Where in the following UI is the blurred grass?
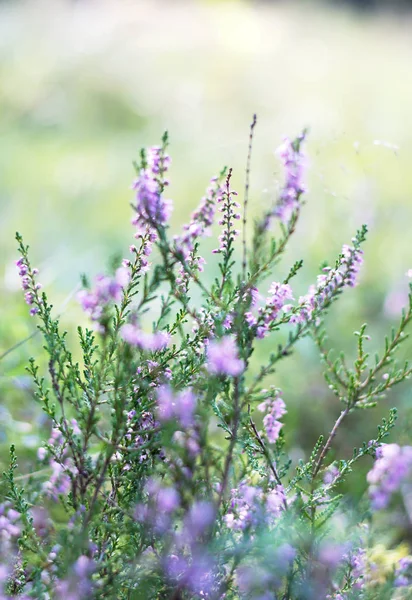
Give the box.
[1,0,412,488]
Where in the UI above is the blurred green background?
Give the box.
[1,0,412,494]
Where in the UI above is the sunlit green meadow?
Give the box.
[1,0,412,490]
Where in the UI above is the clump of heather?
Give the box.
[4,120,412,600]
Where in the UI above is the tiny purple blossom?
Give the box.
[121,324,170,351]
[206,336,244,377]
[367,443,412,510]
[157,385,197,427]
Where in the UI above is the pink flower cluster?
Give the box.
[135,479,181,534]
[273,132,307,224]
[54,555,96,600]
[175,254,206,296]
[121,323,170,352]
[174,177,223,259]
[157,385,197,428]
[290,242,364,325]
[78,267,130,323]
[0,503,21,547]
[245,282,293,338]
[395,556,412,587]
[123,231,157,275]
[212,183,241,255]
[38,428,77,501]
[367,443,412,510]
[224,482,286,531]
[132,146,172,233]
[258,389,287,444]
[16,256,42,315]
[206,336,245,377]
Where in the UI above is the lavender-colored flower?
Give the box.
[290,241,364,326]
[323,464,341,485]
[260,132,306,229]
[184,502,215,537]
[43,458,77,501]
[175,254,206,296]
[16,256,42,315]
[54,556,95,600]
[258,389,286,444]
[121,323,170,352]
[0,504,21,542]
[224,481,285,532]
[78,267,130,323]
[206,336,244,377]
[157,385,197,427]
[156,487,181,513]
[395,556,412,587]
[251,283,294,338]
[212,180,241,255]
[132,146,172,233]
[367,443,412,510]
[174,176,223,259]
[349,547,367,589]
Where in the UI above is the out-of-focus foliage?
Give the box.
[1,0,412,490]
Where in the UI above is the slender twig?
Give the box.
[249,416,288,511]
[242,113,257,282]
[216,376,241,508]
[312,406,350,478]
[0,284,80,363]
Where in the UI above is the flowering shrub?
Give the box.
[3,119,412,599]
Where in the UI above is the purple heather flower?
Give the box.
[261,132,306,229]
[184,502,215,537]
[175,254,206,296]
[290,242,364,326]
[78,267,130,323]
[367,443,412,510]
[323,464,341,485]
[258,389,286,444]
[157,385,197,427]
[212,182,241,255]
[395,556,412,587]
[132,146,172,233]
[121,323,170,352]
[174,176,223,259]
[43,459,78,501]
[206,336,244,377]
[246,283,293,338]
[266,485,286,516]
[0,505,21,541]
[224,481,285,532]
[156,487,180,513]
[16,256,42,315]
[275,133,307,222]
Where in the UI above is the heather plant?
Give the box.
[3,117,412,599]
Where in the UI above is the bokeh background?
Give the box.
[1,0,412,496]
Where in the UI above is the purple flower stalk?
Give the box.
[247,282,294,338]
[290,241,364,325]
[274,133,307,223]
[206,336,245,377]
[395,556,412,587]
[224,481,285,531]
[157,385,197,428]
[78,267,130,323]
[174,176,223,259]
[121,323,170,352]
[132,146,172,233]
[367,443,412,510]
[16,256,42,315]
[258,389,287,444]
[212,178,241,255]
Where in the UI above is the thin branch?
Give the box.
[242,113,257,281]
